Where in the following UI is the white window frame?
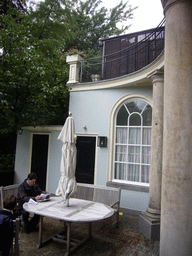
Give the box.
[107,94,152,187]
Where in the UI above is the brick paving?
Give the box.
[18,210,159,256]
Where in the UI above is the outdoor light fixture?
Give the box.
[97,136,107,147]
[83,125,87,130]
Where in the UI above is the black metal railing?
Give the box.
[80,18,165,83]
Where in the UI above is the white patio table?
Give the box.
[23,196,114,255]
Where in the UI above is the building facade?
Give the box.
[14,1,192,255]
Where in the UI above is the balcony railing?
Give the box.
[79,18,165,83]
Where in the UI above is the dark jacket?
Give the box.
[0,210,14,256]
[17,179,42,210]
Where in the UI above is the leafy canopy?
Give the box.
[0,0,137,134]
[60,0,136,55]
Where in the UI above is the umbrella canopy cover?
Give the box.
[56,117,77,200]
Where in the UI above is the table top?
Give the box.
[23,197,114,223]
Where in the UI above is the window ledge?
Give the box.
[106,181,149,192]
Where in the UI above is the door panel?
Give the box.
[31,134,49,191]
[75,136,96,184]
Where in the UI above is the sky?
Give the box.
[102,0,164,33]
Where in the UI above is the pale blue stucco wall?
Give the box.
[121,190,149,211]
[69,86,152,134]
[14,85,152,212]
[69,85,152,211]
[14,128,63,194]
[47,130,63,193]
[14,130,31,184]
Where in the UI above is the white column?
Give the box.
[160,0,192,255]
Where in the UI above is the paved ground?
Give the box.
[17,210,159,256]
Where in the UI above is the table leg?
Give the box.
[37,216,53,249]
[37,219,92,255]
[66,222,71,255]
[88,222,92,237]
[64,222,91,256]
[38,216,43,246]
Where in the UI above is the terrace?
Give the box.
[15,210,159,255]
[78,18,165,84]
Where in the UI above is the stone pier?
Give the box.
[66,54,83,84]
[139,70,164,241]
[160,0,192,255]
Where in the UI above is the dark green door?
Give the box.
[31,134,49,191]
[75,136,96,184]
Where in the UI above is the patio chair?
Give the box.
[75,183,121,228]
[93,186,121,227]
[0,214,20,256]
[1,184,20,209]
[1,185,22,255]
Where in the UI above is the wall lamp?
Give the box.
[97,136,107,147]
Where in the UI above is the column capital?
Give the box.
[161,0,190,14]
[147,69,164,83]
[66,54,84,64]
[147,69,164,78]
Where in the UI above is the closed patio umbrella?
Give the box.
[56,115,77,205]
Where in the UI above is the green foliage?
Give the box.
[0,0,136,134]
[0,154,15,173]
[0,132,16,173]
[1,7,69,133]
[62,0,137,55]
[0,0,136,174]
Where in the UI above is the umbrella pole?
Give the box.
[67,199,69,207]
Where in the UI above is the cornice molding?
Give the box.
[161,0,190,14]
[21,126,63,132]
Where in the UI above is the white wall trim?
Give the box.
[22,126,63,132]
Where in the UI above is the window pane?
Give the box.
[125,99,147,113]
[128,146,140,163]
[142,128,151,145]
[127,164,140,182]
[114,163,126,180]
[129,113,141,126]
[129,114,141,126]
[116,105,128,125]
[115,145,128,162]
[142,105,152,126]
[142,146,151,164]
[129,128,141,144]
[116,127,128,143]
[141,165,150,183]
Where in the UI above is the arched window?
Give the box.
[113,98,152,185]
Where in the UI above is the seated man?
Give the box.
[17,172,46,234]
[0,195,18,256]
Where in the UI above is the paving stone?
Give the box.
[18,212,159,256]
